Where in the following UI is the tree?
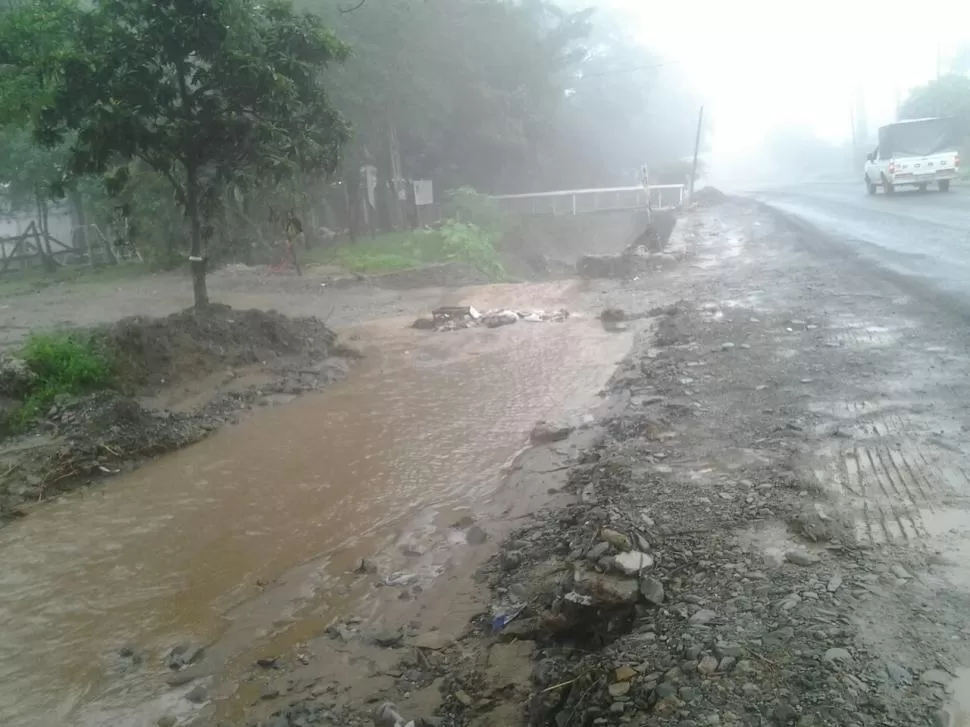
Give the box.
[900,74,970,139]
[19,0,349,306]
[0,0,87,267]
[540,10,704,190]
[951,43,970,75]
[302,0,591,203]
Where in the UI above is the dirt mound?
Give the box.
[692,186,729,206]
[96,304,338,390]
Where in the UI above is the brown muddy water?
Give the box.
[0,284,631,727]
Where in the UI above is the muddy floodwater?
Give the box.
[0,284,630,726]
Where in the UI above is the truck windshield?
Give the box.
[879,118,956,158]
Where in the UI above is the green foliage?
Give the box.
[0,0,82,216]
[0,126,68,213]
[438,219,505,279]
[4,0,351,306]
[0,0,705,279]
[17,332,113,420]
[0,0,81,126]
[303,0,592,191]
[311,220,504,279]
[442,187,507,231]
[900,74,970,139]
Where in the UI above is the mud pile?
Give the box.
[96,304,339,391]
[1,306,351,521]
[691,186,728,207]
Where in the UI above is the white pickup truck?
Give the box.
[864,117,960,195]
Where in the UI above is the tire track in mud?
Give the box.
[810,298,966,547]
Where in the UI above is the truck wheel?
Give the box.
[882,176,895,195]
[939,180,951,192]
[866,176,877,195]
[918,183,928,192]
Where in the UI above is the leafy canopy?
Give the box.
[35,0,350,197]
[4,0,351,305]
[900,74,970,139]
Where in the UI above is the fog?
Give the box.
[599,0,970,187]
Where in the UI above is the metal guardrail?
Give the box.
[491,184,685,216]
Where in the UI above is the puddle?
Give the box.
[0,307,631,726]
[826,316,903,348]
[738,519,802,567]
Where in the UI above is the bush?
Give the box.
[17,333,113,418]
[310,219,506,279]
[437,219,505,279]
[442,187,508,234]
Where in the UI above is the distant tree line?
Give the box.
[0,0,703,306]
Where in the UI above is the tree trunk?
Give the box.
[343,168,359,243]
[385,122,405,230]
[67,187,93,267]
[34,187,56,273]
[184,162,208,307]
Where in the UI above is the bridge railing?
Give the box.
[490,184,685,216]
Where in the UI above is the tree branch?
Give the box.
[339,0,366,14]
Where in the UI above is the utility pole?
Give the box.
[689,105,704,198]
[849,104,858,160]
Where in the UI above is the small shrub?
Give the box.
[443,187,507,232]
[18,333,113,419]
[437,220,505,279]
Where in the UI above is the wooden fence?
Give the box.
[0,221,77,274]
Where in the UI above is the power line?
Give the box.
[580,59,682,79]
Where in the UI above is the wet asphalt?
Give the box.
[753,181,970,311]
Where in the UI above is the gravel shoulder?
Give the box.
[227,199,970,727]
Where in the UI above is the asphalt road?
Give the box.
[752,181,970,308]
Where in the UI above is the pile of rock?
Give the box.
[0,355,36,399]
[411,306,570,332]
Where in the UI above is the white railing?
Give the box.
[491,184,685,216]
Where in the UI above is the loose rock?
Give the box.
[599,528,633,552]
[466,525,488,546]
[608,681,631,697]
[612,550,654,575]
[184,684,208,704]
[530,420,573,445]
[483,310,519,328]
[640,577,665,606]
[785,550,820,566]
[688,609,717,626]
[823,647,852,664]
[571,566,639,606]
[697,655,719,675]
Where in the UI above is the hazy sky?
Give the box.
[604,0,970,164]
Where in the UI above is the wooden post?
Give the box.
[689,106,705,199]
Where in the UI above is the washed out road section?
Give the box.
[0,281,631,727]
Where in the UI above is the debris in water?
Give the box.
[412,305,568,332]
[483,309,519,328]
[491,603,526,633]
[530,419,573,445]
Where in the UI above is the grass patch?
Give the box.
[8,333,114,426]
[305,220,506,279]
[0,262,151,299]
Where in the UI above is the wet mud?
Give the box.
[0,282,631,726]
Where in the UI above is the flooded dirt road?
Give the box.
[0,281,631,727]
